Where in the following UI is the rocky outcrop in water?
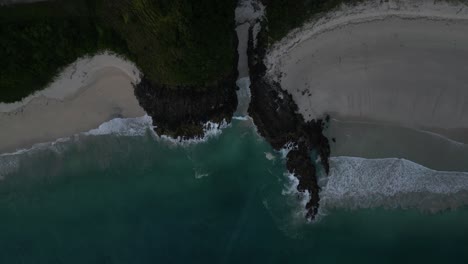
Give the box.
[134,74,238,139]
[247,24,330,220]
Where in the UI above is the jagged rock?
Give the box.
[134,75,238,139]
[133,32,239,139]
[286,147,320,219]
[247,23,330,220]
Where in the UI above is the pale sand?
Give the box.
[0,54,145,153]
[325,118,468,172]
[0,52,141,113]
[266,0,468,137]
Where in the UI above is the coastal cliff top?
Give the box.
[0,0,237,103]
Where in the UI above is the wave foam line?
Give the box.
[0,116,232,179]
[278,142,298,159]
[85,115,152,136]
[0,115,152,180]
[281,172,311,220]
[157,120,230,146]
[320,156,468,212]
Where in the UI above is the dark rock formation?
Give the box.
[247,24,330,220]
[286,147,321,219]
[133,32,239,139]
[134,75,238,139]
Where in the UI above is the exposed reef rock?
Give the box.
[247,25,330,220]
[134,34,239,139]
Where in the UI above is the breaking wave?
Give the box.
[157,120,230,146]
[0,115,231,179]
[85,115,153,136]
[319,156,468,212]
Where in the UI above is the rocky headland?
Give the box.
[247,24,330,220]
[134,73,238,139]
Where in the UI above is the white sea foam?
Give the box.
[0,136,73,181]
[0,116,230,179]
[278,142,298,159]
[233,116,250,121]
[1,115,151,158]
[264,152,276,161]
[195,172,210,179]
[281,172,299,196]
[281,172,311,220]
[0,115,152,179]
[319,156,468,212]
[158,120,230,146]
[85,115,153,136]
[0,115,233,179]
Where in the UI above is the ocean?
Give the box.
[1,118,468,263]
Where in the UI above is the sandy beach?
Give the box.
[325,118,468,172]
[266,0,468,141]
[262,0,468,193]
[0,53,145,153]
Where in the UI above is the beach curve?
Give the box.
[0,52,146,153]
[266,0,468,141]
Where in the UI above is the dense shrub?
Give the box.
[0,0,237,102]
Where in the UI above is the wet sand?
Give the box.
[325,117,468,172]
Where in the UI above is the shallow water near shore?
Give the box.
[1,120,468,263]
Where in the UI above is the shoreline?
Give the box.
[325,117,468,172]
[250,0,468,219]
[266,2,468,141]
[0,53,145,154]
[319,156,468,213]
[0,52,140,113]
[247,3,330,220]
[266,0,468,75]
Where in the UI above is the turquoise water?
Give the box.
[1,120,468,263]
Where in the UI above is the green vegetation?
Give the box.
[0,0,129,103]
[98,0,237,86]
[264,0,468,43]
[0,0,237,103]
[264,0,364,43]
